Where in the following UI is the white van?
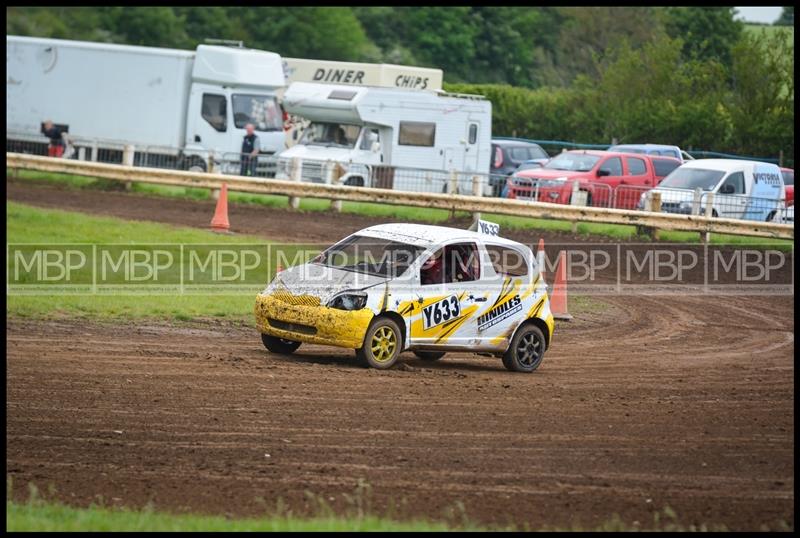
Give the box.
[274,82,492,194]
[6,36,286,169]
[643,159,787,222]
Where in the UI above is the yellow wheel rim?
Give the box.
[371,326,397,363]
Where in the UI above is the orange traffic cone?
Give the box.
[537,238,546,282]
[210,183,230,232]
[551,250,572,321]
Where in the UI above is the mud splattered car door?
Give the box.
[410,241,495,348]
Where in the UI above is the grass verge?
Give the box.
[10,496,783,532]
[5,500,463,532]
[7,201,318,321]
[9,169,792,249]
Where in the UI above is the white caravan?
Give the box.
[644,159,787,222]
[6,35,286,170]
[275,82,492,194]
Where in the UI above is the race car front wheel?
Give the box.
[502,324,545,373]
[356,317,402,369]
[413,351,445,361]
[261,333,301,355]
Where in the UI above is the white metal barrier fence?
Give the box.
[7,152,794,241]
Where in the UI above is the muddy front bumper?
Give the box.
[254,292,374,349]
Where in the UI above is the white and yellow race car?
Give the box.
[254,223,554,372]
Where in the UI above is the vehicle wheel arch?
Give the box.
[183,155,207,172]
[513,317,551,350]
[343,175,365,187]
[376,311,408,349]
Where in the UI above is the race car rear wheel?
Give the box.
[261,333,301,355]
[503,324,545,373]
[356,317,402,369]
[413,351,445,361]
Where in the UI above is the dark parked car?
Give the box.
[489,140,549,196]
[608,143,693,163]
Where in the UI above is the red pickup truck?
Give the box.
[506,150,681,209]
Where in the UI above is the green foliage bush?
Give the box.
[447,32,793,165]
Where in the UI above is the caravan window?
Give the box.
[359,128,380,150]
[399,122,436,147]
[201,94,227,132]
[232,94,282,132]
[299,122,361,148]
[468,124,478,144]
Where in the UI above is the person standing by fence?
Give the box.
[240,123,260,177]
[42,120,65,158]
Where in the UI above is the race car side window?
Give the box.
[420,243,480,285]
[484,245,528,277]
[420,248,445,285]
[444,243,480,284]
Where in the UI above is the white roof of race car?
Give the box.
[355,223,529,251]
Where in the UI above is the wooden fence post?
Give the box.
[122,144,135,190]
[692,187,702,215]
[702,192,715,243]
[289,157,301,209]
[331,161,344,213]
[639,191,662,240]
[471,175,482,224]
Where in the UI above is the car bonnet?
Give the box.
[272,262,392,304]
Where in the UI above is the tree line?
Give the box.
[6,7,795,164]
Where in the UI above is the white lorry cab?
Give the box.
[643,159,787,221]
[6,36,286,171]
[274,82,492,193]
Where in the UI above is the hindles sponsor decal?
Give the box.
[477,295,522,331]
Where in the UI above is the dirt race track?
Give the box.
[6,181,796,530]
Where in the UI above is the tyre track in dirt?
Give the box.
[6,290,794,530]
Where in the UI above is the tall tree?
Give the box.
[392,7,480,81]
[237,7,375,61]
[728,29,794,158]
[469,7,541,87]
[663,7,743,69]
[549,7,665,85]
[775,7,794,26]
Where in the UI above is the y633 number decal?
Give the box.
[422,295,461,330]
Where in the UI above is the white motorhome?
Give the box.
[275,82,492,194]
[6,35,286,171]
[643,159,787,222]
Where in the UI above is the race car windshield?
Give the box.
[658,168,726,191]
[313,235,424,278]
[543,153,600,172]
